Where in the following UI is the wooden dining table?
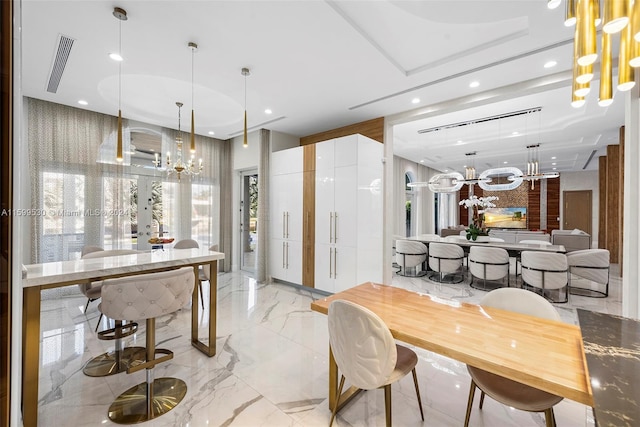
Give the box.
[21,247,224,427]
[311,282,593,412]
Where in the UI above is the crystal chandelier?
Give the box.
[157,102,203,181]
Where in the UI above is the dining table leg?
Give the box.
[191,260,217,357]
[22,286,41,427]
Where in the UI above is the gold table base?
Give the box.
[82,347,146,377]
[108,377,187,424]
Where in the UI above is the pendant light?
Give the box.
[242,67,250,148]
[189,42,197,154]
[618,21,636,91]
[598,31,614,106]
[112,7,127,162]
[577,0,597,66]
[603,0,629,34]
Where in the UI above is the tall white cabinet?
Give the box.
[314,134,383,293]
[270,147,303,284]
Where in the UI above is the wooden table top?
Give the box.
[311,282,593,406]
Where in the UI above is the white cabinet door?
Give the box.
[284,172,303,242]
[286,239,303,284]
[315,168,335,246]
[314,243,334,293]
[333,166,357,247]
[333,245,357,293]
[315,139,334,172]
[333,136,358,168]
[270,238,287,281]
[271,147,303,175]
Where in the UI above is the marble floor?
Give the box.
[35,264,621,426]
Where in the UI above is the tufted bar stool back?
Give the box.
[80,249,146,377]
[100,266,195,424]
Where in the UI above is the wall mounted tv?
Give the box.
[483,207,527,229]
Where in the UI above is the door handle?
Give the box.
[334,212,338,243]
[282,242,286,269]
[286,242,289,268]
[286,212,290,239]
[329,212,333,243]
[333,247,337,279]
[282,212,286,238]
[329,247,333,278]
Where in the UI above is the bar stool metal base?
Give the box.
[108,377,187,424]
[82,347,146,377]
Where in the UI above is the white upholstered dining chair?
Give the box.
[327,299,424,427]
[520,251,569,303]
[428,242,465,283]
[567,249,610,297]
[468,246,509,290]
[464,288,563,427]
[395,240,427,277]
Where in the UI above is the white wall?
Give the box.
[271,131,300,152]
[559,171,599,247]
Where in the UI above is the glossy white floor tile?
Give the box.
[35,265,620,426]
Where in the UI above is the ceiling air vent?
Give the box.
[583,150,597,169]
[46,34,75,93]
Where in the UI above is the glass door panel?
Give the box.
[241,172,258,272]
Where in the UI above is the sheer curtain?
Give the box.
[27,97,133,262]
[27,97,229,265]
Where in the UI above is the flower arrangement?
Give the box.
[459,195,499,241]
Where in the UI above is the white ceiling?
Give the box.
[20,1,625,173]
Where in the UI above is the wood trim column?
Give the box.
[0,0,12,424]
[606,144,620,263]
[598,156,607,249]
[302,144,315,287]
[618,126,625,270]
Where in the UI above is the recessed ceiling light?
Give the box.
[512,131,519,136]
[444,169,449,172]
[109,53,123,61]
[503,161,508,164]
[544,60,557,68]
[264,109,272,115]
[552,162,557,166]
[469,81,480,88]
[412,98,420,104]
[457,140,464,145]
[551,156,556,160]
[420,159,424,163]
[208,131,215,135]
[78,100,88,106]
[553,167,557,170]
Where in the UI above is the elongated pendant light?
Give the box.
[113,7,127,162]
[565,0,577,26]
[599,31,613,106]
[189,42,197,154]
[577,0,597,66]
[602,0,629,33]
[241,67,250,148]
[618,20,636,91]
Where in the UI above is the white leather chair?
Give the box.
[464,288,563,427]
[173,239,204,308]
[102,267,195,423]
[428,242,465,283]
[468,246,509,290]
[81,249,144,331]
[521,251,569,303]
[327,300,424,426]
[395,240,427,277]
[567,249,610,297]
[80,249,146,377]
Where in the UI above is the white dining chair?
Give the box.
[428,242,465,283]
[567,249,610,297]
[173,238,204,308]
[520,251,569,303]
[395,240,427,277]
[468,246,510,290]
[328,299,424,426]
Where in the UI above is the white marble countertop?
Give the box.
[22,247,224,288]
